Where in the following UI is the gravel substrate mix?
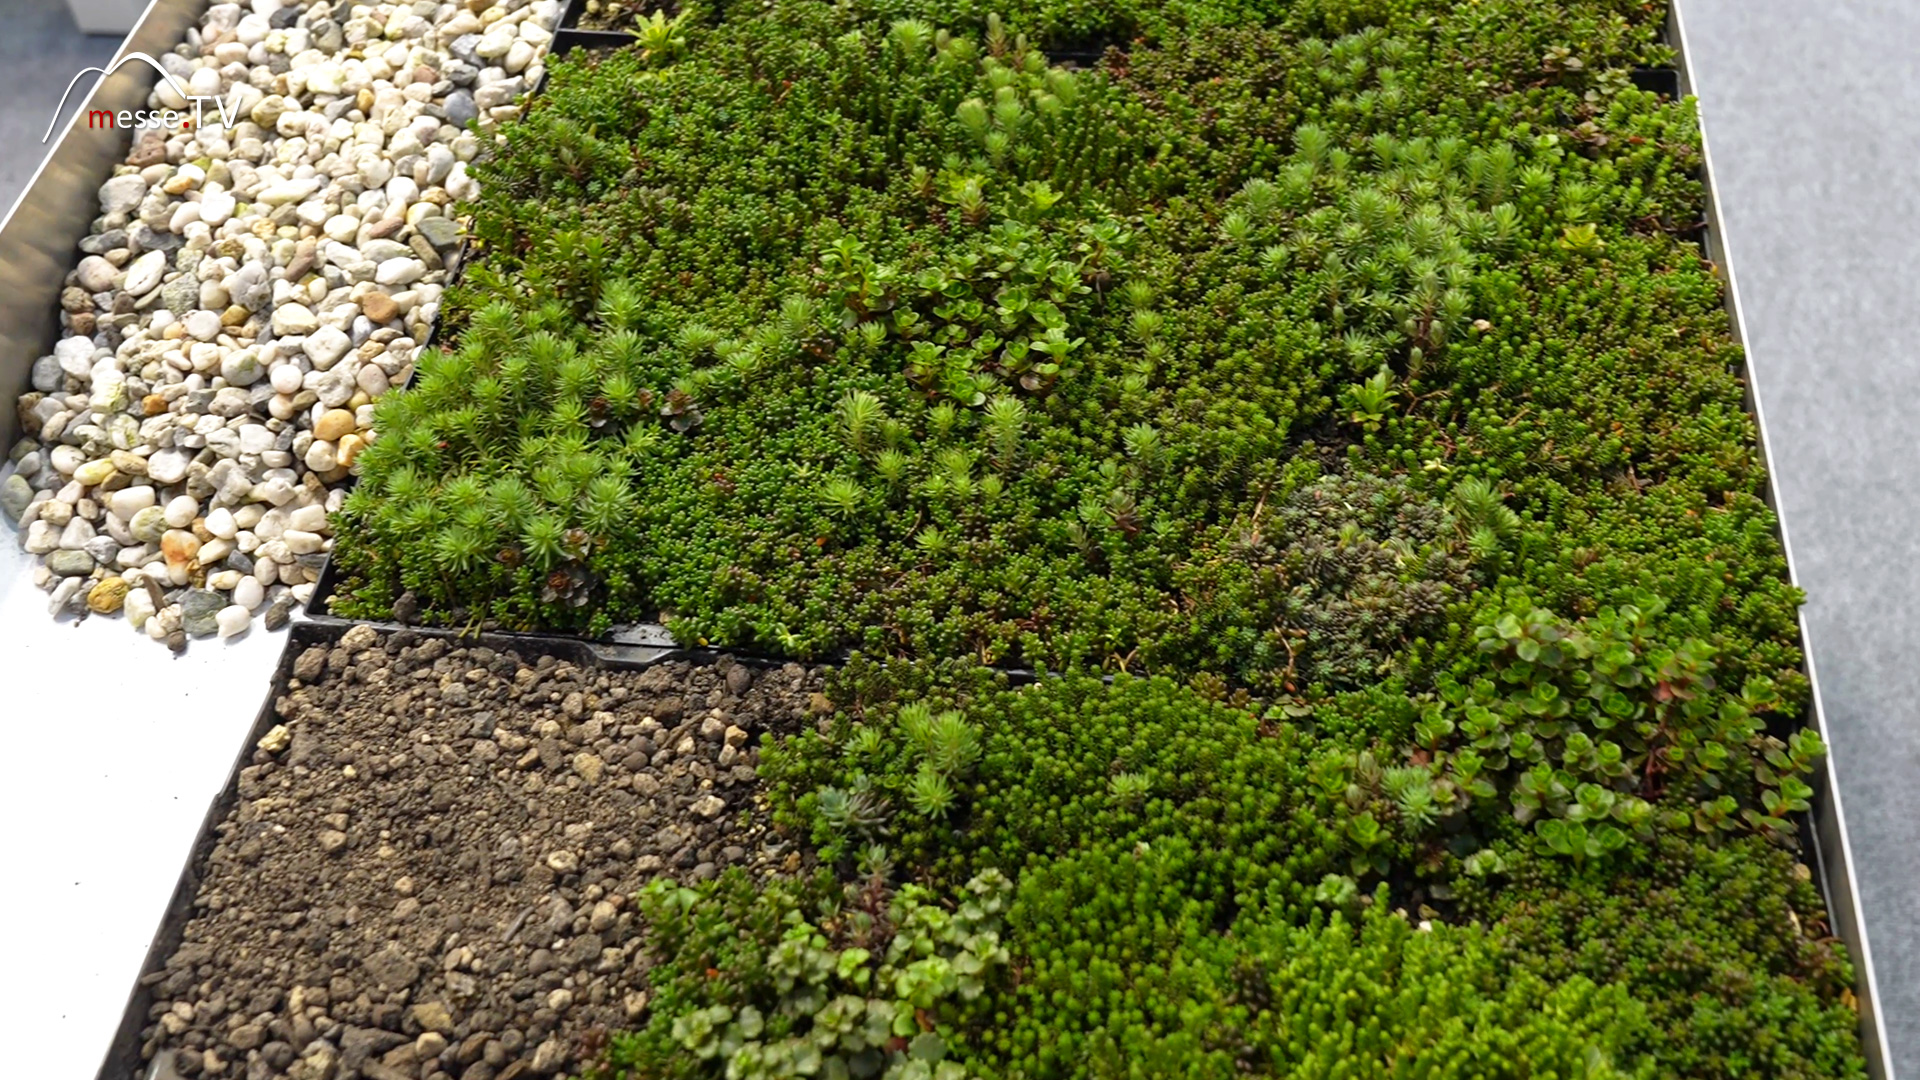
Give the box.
[2,0,557,648]
[134,625,828,1080]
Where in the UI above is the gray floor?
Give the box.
[0,0,123,217]
[1681,0,1920,1074]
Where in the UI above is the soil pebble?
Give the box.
[134,630,823,1080]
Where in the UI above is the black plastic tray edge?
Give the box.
[551,28,638,55]
[1630,66,1680,98]
[559,0,722,34]
[300,604,1067,688]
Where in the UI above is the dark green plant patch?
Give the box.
[589,666,1860,1079]
[331,0,1798,709]
[323,0,1864,1073]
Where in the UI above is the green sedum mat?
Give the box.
[326,0,1866,1075]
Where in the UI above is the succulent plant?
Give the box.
[323,14,1860,1074]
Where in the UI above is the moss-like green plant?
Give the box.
[733,667,1861,1078]
[334,1,1794,699]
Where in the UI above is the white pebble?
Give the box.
[253,478,296,508]
[108,486,157,520]
[59,518,94,550]
[258,178,321,206]
[168,202,202,233]
[272,303,319,336]
[220,350,262,386]
[374,257,425,287]
[288,504,329,533]
[505,39,536,75]
[125,586,157,630]
[386,176,419,208]
[303,440,337,473]
[75,256,116,292]
[476,31,514,60]
[49,576,85,615]
[216,605,252,639]
[269,363,304,394]
[155,76,187,110]
[122,250,168,296]
[304,325,353,369]
[164,495,199,529]
[233,576,265,611]
[205,506,238,538]
[323,214,360,243]
[199,190,236,227]
[146,449,190,485]
[355,364,389,397]
[183,310,222,341]
[315,369,356,407]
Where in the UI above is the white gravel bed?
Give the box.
[2,0,559,648]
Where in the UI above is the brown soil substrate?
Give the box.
[134,625,829,1080]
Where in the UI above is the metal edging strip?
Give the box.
[1670,2,1896,1076]
[0,0,208,451]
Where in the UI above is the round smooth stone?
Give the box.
[232,575,264,611]
[216,605,251,639]
[164,495,199,528]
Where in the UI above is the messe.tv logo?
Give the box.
[43,52,239,143]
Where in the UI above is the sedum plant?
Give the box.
[605,868,1011,1080]
[1458,834,1867,1080]
[329,0,1805,721]
[1414,594,1826,859]
[321,0,1863,1072]
[713,665,1859,1077]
